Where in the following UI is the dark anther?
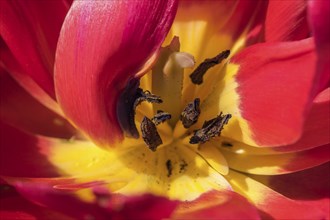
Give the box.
[190,113,232,144]
[222,141,233,147]
[141,116,162,152]
[189,50,230,85]
[134,90,163,109]
[152,110,172,125]
[166,159,173,177]
[117,79,163,138]
[180,98,201,128]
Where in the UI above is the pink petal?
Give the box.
[0,0,71,99]
[6,179,178,220]
[233,38,319,146]
[265,0,309,42]
[0,185,72,220]
[0,43,62,114]
[55,0,178,147]
[0,71,75,138]
[308,0,330,92]
[173,190,260,220]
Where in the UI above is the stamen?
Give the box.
[180,98,201,128]
[189,50,230,85]
[117,79,162,138]
[152,110,172,125]
[141,116,162,152]
[190,113,232,144]
[134,90,162,109]
[166,159,173,177]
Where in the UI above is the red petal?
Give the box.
[249,162,330,219]
[55,1,178,147]
[265,0,309,42]
[0,121,60,177]
[229,170,329,219]
[0,71,75,138]
[0,185,72,220]
[274,87,330,153]
[233,38,319,146]
[258,162,330,216]
[221,0,268,42]
[0,0,71,99]
[173,190,260,220]
[308,0,330,92]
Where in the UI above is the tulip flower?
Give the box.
[1,0,329,219]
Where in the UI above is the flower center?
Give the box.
[117,41,232,152]
[109,37,234,200]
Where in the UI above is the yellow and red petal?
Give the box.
[219,88,330,156]
[0,0,71,99]
[222,144,329,175]
[228,170,329,219]
[308,0,330,92]
[0,71,75,139]
[0,121,64,177]
[231,38,320,147]
[55,0,178,148]
[264,0,309,42]
[173,190,260,220]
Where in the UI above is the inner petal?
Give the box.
[46,138,231,201]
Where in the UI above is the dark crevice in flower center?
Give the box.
[221,141,233,147]
[180,98,201,128]
[166,159,173,177]
[189,50,230,85]
[190,113,232,144]
[141,116,162,152]
[117,79,162,138]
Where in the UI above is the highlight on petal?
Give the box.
[173,190,260,220]
[230,38,319,147]
[0,0,71,99]
[264,0,309,42]
[55,0,178,148]
[0,71,75,138]
[308,0,330,92]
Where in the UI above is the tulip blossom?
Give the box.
[1,0,329,219]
